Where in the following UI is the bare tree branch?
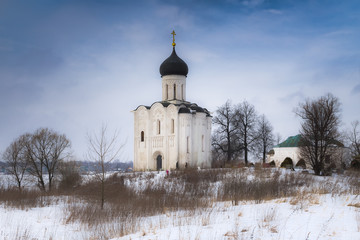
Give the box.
[295,93,341,175]
[212,100,242,165]
[2,134,29,191]
[234,101,259,165]
[347,120,360,158]
[25,128,71,191]
[255,114,275,163]
[86,124,126,209]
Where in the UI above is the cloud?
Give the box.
[1,0,360,161]
[352,84,360,94]
[323,30,354,37]
[264,9,283,14]
[0,46,63,77]
[242,0,264,7]
[279,91,305,103]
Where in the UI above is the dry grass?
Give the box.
[262,207,277,223]
[62,171,215,237]
[345,170,360,195]
[348,203,360,208]
[224,231,239,238]
[270,226,278,233]
[221,168,313,205]
[0,187,51,209]
[290,190,320,211]
[0,167,358,239]
[13,225,31,240]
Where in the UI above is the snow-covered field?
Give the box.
[119,195,360,240]
[0,169,359,240]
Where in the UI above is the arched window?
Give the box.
[186,136,189,153]
[166,84,168,99]
[202,135,204,152]
[171,119,175,134]
[157,120,161,135]
[141,131,144,142]
[181,84,184,100]
[174,84,176,99]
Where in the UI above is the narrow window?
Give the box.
[171,119,175,134]
[157,120,161,134]
[166,84,168,99]
[181,84,184,100]
[141,131,144,142]
[174,84,176,99]
[186,136,189,153]
[202,135,204,152]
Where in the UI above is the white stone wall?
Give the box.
[162,75,186,101]
[267,146,352,169]
[133,103,212,171]
[178,111,212,169]
[267,147,301,167]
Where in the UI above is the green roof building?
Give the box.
[274,135,302,148]
[268,134,349,169]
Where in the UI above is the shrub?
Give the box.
[58,161,82,191]
[0,187,48,209]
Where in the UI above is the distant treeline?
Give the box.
[0,160,133,174]
[76,160,133,173]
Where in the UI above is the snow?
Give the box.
[0,171,359,240]
[0,204,82,240]
[114,195,360,240]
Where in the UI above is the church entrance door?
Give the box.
[156,155,162,170]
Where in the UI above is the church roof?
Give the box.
[275,135,302,148]
[274,134,345,148]
[159,47,188,77]
[178,107,191,114]
[134,101,211,117]
[178,103,211,116]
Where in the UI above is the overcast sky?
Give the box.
[1,0,360,161]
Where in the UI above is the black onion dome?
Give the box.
[160,47,188,77]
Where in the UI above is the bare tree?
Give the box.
[212,100,242,165]
[234,101,259,165]
[255,114,275,163]
[295,93,341,175]
[348,120,360,158]
[25,128,71,191]
[87,125,125,209]
[2,134,29,191]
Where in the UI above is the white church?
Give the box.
[133,32,212,171]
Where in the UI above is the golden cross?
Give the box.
[171,30,176,47]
